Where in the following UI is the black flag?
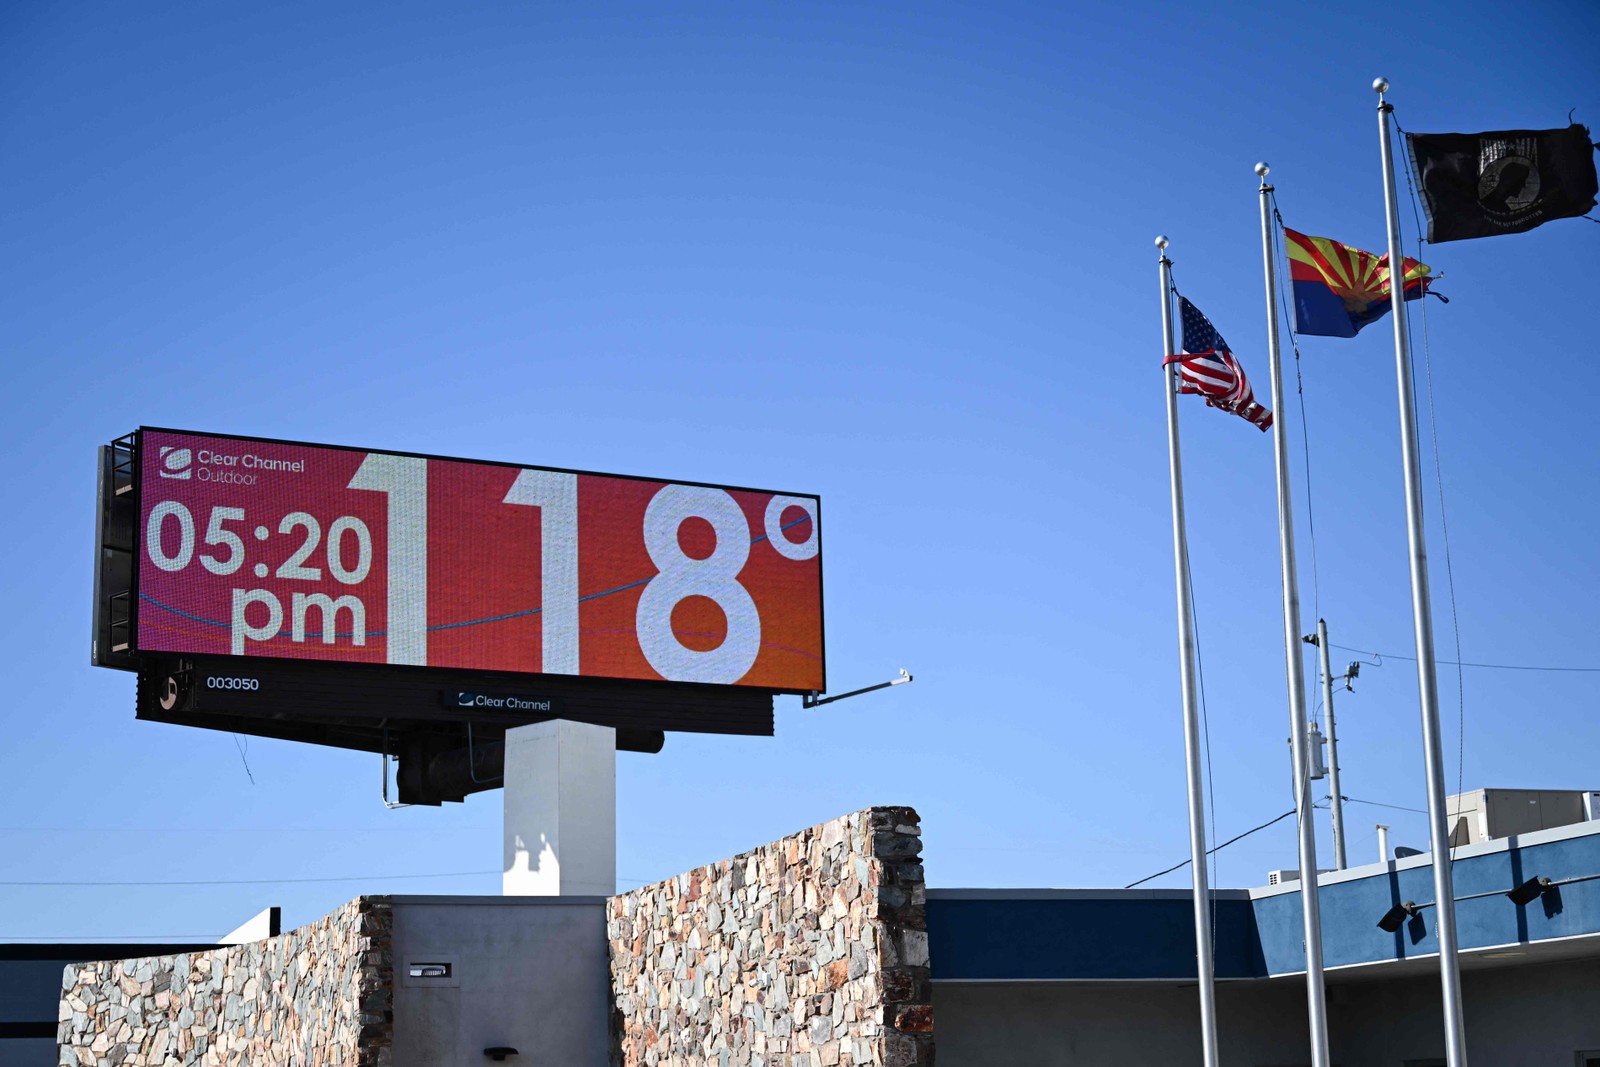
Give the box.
[1406,124,1597,243]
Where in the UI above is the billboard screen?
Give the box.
[133,429,823,692]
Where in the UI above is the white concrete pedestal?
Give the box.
[502,719,616,896]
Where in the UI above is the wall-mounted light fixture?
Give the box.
[1505,876,1553,906]
[1377,901,1419,932]
[1371,873,1594,934]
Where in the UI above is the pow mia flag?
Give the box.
[1407,124,1598,242]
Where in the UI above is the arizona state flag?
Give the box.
[1285,229,1432,338]
[1407,124,1598,243]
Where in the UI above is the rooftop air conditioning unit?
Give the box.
[1585,792,1600,822]
[1267,869,1298,886]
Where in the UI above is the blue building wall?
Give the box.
[1252,824,1600,974]
[928,822,1600,982]
[926,891,1265,981]
[0,941,214,1066]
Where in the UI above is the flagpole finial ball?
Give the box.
[1373,77,1390,94]
[1254,162,1270,177]
[1155,235,1169,250]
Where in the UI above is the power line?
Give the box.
[1331,643,1598,674]
[1341,795,1429,815]
[1,934,221,941]
[0,870,499,889]
[1125,806,1307,889]
[1103,792,1432,890]
[0,826,495,834]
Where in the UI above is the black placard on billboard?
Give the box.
[137,655,771,748]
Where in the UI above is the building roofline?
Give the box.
[1247,818,1600,900]
[926,888,1254,901]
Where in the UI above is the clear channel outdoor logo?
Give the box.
[450,691,558,712]
[159,446,193,479]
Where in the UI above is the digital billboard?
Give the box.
[131,429,824,692]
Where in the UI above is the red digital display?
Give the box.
[135,430,824,691]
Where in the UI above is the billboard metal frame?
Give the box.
[93,427,827,797]
[115,426,826,695]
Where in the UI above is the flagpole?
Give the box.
[1373,75,1470,1066]
[1156,235,1221,1067]
[1255,162,1333,1067]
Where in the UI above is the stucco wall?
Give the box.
[1331,956,1600,1065]
[932,980,1314,1067]
[607,807,932,1067]
[931,956,1600,1065]
[57,897,393,1066]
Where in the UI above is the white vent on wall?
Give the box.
[400,956,460,988]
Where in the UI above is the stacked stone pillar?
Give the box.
[607,806,933,1066]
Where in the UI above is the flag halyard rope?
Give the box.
[1269,193,1325,724]
[1393,109,1469,863]
[1169,263,1221,973]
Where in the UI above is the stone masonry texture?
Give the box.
[58,896,394,1067]
[607,806,933,1067]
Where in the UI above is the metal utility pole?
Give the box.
[1306,620,1348,869]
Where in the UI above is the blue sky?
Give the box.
[3,1,1597,941]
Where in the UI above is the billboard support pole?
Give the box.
[503,720,617,896]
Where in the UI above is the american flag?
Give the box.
[1164,295,1273,432]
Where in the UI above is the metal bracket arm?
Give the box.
[803,668,912,709]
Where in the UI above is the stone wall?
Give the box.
[58,896,394,1066]
[607,806,932,1067]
